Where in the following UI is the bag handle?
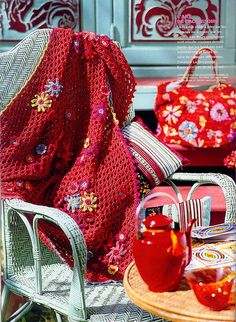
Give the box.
[180,48,221,87]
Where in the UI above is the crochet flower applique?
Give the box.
[79,143,100,165]
[65,109,75,121]
[74,32,111,58]
[65,194,81,213]
[93,102,107,121]
[36,144,47,155]
[106,238,127,276]
[84,138,90,148]
[107,264,119,275]
[45,79,63,97]
[80,192,97,212]
[117,190,126,200]
[106,241,127,264]
[31,93,52,112]
[10,136,19,146]
[116,233,126,244]
[79,180,90,190]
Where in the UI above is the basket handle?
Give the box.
[179,48,221,87]
[136,192,180,238]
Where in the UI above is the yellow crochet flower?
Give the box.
[31,92,52,112]
[84,138,90,148]
[108,264,119,275]
[80,192,97,212]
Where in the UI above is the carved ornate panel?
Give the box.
[131,0,221,42]
[0,0,81,41]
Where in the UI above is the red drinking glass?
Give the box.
[185,267,235,311]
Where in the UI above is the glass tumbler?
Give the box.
[185,266,235,311]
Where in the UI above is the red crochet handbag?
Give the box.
[154,48,236,148]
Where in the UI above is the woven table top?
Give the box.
[123,262,236,322]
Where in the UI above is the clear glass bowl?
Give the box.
[185,267,235,311]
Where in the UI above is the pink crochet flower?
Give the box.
[68,182,79,194]
[106,241,127,264]
[93,102,107,121]
[99,35,110,47]
[116,233,127,243]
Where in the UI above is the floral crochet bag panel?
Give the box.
[154,47,236,149]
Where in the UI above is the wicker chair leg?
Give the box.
[68,317,87,322]
[55,311,63,322]
[1,285,10,322]
[6,301,34,322]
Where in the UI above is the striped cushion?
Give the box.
[145,196,211,232]
[177,197,211,231]
[122,121,188,187]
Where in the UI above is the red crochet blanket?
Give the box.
[0,28,139,281]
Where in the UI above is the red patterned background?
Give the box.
[131,0,221,42]
[0,0,81,41]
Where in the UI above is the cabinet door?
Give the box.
[96,0,236,78]
[0,0,96,52]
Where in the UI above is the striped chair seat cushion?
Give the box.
[144,196,211,232]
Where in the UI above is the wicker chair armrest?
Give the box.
[169,172,236,223]
[5,198,87,267]
[5,198,76,223]
[4,198,87,319]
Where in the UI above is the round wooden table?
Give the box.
[123,262,235,322]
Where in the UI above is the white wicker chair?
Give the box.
[1,29,236,322]
[1,199,167,322]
